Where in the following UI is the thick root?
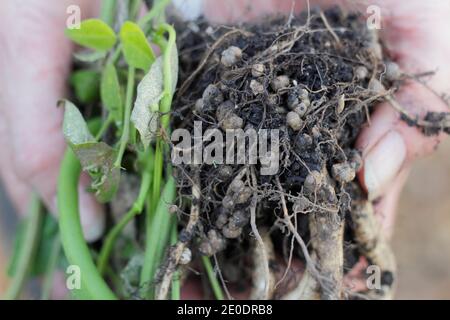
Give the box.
[156,167,201,300]
[281,251,320,300]
[351,200,396,299]
[309,212,345,300]
[249,229,276,299]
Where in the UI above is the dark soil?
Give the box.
[169,7,401,299]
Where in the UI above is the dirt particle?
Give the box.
[292,196,309,214]
[221,115,244,130]
[222,224,242,239]
[271,75,290,91]
[216,100,235,121]
[293,102,308,117]
[286,111,303,131]
[222,195,235,209]
[332,162,356,183]
[203,84,224,105]
[251,63,265,77]
[199,229,226,256]
[229,179,245,193]
[355,66,368,80]
[304,170,323,194]
[218,165,234,178]
[267,94,279,107]
[250,79,265,95]
[168,204,178,214]
[235,187,252,204]
[368,78,386,93]
[221,46,242,67]
[194,98,204,113]
[228,210,249,228]
[215,210,229,229]
[385,61,401,81]
[179,247,192,265]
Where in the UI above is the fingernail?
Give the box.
[78,181,105,242]
[364,131,406,200]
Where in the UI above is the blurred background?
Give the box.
[1,138,450,299]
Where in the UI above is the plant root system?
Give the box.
[163,7,450,300]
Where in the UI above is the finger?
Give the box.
[357,83,447,200]
[372,167,410,238]
[0,0,104,241]
[203,0,303,23]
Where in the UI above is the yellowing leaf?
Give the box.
[60,100,95,145]
[60,100,120,202]
[131,56,164,148]
[101,63,123,123]
[120,21,155,71]
[65,19,116,51]
[74,142,120,203]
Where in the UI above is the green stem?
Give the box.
[151,140,163,210]
[129,0,142,21]
[140,177,176,298]
[4,194,42,300]
[115,66,135,168]
[58,149,116,300]
[201,256,224,300]
[170,221,180,300]
[149,23,176,211]
[100,0,117,27]
[109,45,122,65]
[95,115,113,141]
[139,0,171,32]
[159,23,176,129]
[97,150,154,275]
[40,237,61,300]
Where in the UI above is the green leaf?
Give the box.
[60,100,120,202]
[119,21,155,71]
[101,63,123,123]
[74,142,121,203]
[131,56,164,148]
[73,50,107,63]
[60,100,95,145]
[70,70,100,104]
[65,19,116,51]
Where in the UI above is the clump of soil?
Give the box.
[166,7,402,300]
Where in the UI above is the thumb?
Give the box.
[0,0,104,241]
[357,83,447,201]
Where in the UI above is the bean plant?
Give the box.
[4,0,188,300]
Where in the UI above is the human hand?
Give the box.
[204,0,450,236]
[0,0,105,241]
